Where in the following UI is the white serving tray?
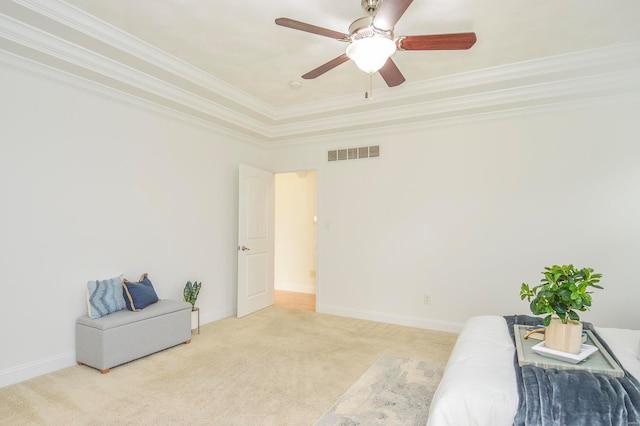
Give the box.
[531,341,599,364]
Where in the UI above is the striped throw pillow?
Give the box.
[86,274,126,319]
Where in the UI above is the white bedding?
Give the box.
[427,315,640,426]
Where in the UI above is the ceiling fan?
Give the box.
[275,0,477,88]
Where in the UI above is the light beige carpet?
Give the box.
[0,307,456,426]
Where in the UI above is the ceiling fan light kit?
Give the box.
[275,0,477,88]
[346,37,396,74]
[345,16,396,73]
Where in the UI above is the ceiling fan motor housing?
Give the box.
[348,16,393,41]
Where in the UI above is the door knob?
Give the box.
[238,245,250,251]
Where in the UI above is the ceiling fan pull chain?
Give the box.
[365,72,373,100]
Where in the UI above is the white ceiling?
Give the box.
[2,0,640,145]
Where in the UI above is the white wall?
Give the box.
[0,67,269,386]
[2,62,639,388]
[271,98,640,332]
[274,171,317,294]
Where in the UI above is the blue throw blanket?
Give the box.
[505,315,640,426]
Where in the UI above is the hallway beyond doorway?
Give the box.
[274,290,316,312]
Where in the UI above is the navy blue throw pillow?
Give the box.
[122,273,159,311]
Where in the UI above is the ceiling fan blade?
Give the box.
[378,58,406,87]
[373,0,414,31]
[275,18,349,40]
[396,33,477,51]
[302,54,350,79]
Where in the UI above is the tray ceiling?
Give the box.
[2,0,640,146]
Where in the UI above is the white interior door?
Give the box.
[237,164,274,318]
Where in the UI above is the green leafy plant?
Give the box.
[183,281,202,310]
[520,264,603,326]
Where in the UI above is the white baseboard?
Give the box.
[199,306,235,326]
[318,304,464,334]
[274,284,316,294]
[1,305,455,388]
[1,306,235,389]
[0,351,76,388]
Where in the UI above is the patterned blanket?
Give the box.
[505,315,640,426]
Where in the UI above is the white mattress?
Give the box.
[427,315,640,426]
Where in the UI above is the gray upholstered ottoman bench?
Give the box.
[76,299,192,373]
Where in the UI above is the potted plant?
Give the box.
[183,281,202,332]
[520,264,603,354]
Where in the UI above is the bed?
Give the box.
[428,315,640,426]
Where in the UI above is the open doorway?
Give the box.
[274,170,317,312]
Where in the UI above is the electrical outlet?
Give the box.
[423,295,431,305]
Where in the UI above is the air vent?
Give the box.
[328,145,380,162]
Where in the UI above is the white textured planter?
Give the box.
[191,307,199,333]
[545,317,583,354]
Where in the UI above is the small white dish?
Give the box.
[531,342,599,364]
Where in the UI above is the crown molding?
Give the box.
[0,12,274,137]
[12,0,276,118]
[269,92,640,148]
[0,49,268,148]
[267,67,640,140]
[2,0,640,146]
[271,41,640,119]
